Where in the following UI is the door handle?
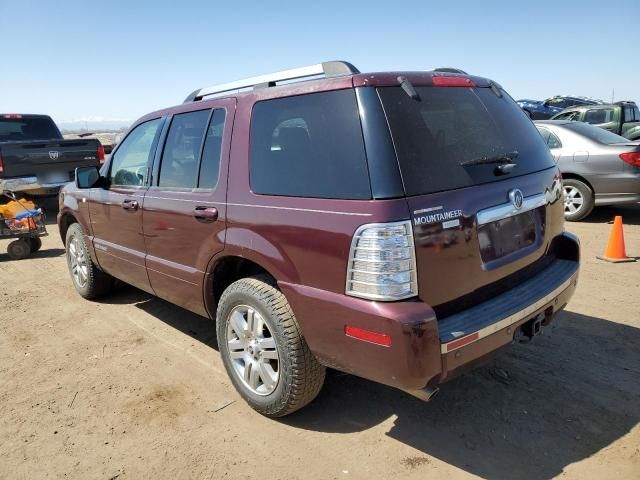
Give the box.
[122,199,139,211]
[193,206,218,223]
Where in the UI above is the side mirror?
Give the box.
[75,166,102,189]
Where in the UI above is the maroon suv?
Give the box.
[58,61,580,417]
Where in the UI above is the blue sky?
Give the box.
[1,0,638,125]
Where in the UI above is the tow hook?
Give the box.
[515,313,545,343]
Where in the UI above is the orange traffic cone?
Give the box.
[597,216,635,263]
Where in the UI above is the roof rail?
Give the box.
[184,61,359,103]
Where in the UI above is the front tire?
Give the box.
[563,179,595,221]
[65,223,114,299]
[216,276,325,417]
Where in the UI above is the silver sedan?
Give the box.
[534,120,640,221]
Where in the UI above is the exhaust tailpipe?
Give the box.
[404,386,440,402]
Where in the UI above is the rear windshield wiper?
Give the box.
[459,151,519,166]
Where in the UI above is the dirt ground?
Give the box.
[1,204,639,480]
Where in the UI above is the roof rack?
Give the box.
[184,61,360,103]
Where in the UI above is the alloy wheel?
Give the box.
[563,186,584,215]
[226,305,280,396]
[68,237,89,288]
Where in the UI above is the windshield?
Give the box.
[0,116,61,142]
[565,121,629,144]
[378,86,555,196]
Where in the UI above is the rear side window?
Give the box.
[198,109,226,189]
[623,105,640,122]
[159,110,210,189]
[249,90,371,199]
[548,131,562,149]
[536,127,562,149]
[379,87,555,196]
[584,108,615,124]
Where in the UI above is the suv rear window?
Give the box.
[249,90,371,199]
[379,87,556,196]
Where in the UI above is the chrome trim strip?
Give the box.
[226,203,372,217]
[440,272,577,354]
[476,193,546,225]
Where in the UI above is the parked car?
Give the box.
[535,120,640,221]
[517,96,602,120]
[551,101,640,141]
[59,61,579,417]
[0,114,104,196]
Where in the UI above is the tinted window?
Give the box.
[249,90,371,199]
[565,121,629,144]
[624,107,634,122]
[159,110,210,189]
[0,116,60,142]
[584,108,614,124]
[623,106,639,122]
[379,87,555,196]
[198,109,226,189]
[110,118,162,186]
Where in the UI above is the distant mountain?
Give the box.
[57,117,132,132]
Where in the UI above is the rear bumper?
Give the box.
[0,176,70,195]
[280,232,580,392]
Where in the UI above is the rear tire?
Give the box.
[216,276,325,417]
[65,223,114,299]
[563,179,594,221]
[7,239,31,260]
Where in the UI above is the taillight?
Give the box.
[620,152,640,167]
[2,114,22,119]
[345,220,418,301]
[97,144,105,164]
[432,76,476,87]
[0,153,4,173]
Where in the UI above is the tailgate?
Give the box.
[377,81,566,315]
[408,168,564,315]
[0,139,101,180]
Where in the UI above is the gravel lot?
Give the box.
[1,204,639,480]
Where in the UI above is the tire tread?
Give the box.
[217,276,325,417]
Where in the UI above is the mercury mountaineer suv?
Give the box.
[58,61,580,417]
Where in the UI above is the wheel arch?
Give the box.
[560,172,595,193]
[58,211,79,246]
[203,254,279,320]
